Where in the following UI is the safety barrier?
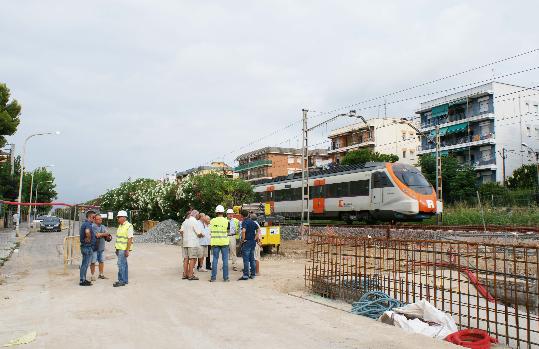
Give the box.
[63,236,80,268]
[305,233,539,349]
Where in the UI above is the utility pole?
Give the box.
[301,109,310,236]
[435,126,443,225]
[9,144,15,176]
[500,147,507,185]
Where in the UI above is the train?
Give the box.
[249,162,438,223]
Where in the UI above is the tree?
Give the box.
[0,156,21,200]
[0,83,22,148]
[179,173,253,217]
[417,154,477,203]
[98,173,253,229]
[341,148,399,166]
[507,164,537,189]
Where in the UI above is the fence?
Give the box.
[305,233,539,349]
[63,236,80,269]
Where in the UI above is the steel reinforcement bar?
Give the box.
[305,234,539,349]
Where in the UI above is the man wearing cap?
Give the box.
[209,205,230,282]
[114,210,133,287]
[226,208,240,271]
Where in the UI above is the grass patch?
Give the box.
[421,203,539,226]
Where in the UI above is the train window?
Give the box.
[293,188,302,200]
[282,188,291,201]
[335,182,349,197]
[371,172,394,188]
[310,186,324,199]
[350,180,369,196]
[254,192,262,202]
[274,190,282,202]
[325,183,336,198]
[392,163,433,195]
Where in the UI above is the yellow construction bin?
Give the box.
[260,226,280,253]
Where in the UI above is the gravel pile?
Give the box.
[134,219,181,245]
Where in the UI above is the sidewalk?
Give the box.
[0,225,29,266]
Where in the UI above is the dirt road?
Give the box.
[0,231,455,349]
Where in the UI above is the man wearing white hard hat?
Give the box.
[226,208,240,271]
[209,205,230,282]
[114,210,133,287]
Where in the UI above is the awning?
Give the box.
[429,126,448,138]
[446,122,468,135]
[449,98,467,107]
[431,104,449,118]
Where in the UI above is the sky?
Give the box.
[1,1,538,203]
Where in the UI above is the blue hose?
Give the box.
[351,291,404,319]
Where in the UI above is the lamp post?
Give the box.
[28,165,55,223]
[521,143,539,189]
[15,131,60,237]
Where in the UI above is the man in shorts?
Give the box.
[182,210,204,280]
[90,214,109,281]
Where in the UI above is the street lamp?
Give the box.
[28,165,55,223]
[15,131,60,236]
[521,142,539,188]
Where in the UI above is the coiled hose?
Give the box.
[351,291,405,319]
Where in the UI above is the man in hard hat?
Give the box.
[226,208,240,271]
[209,205,230,282]
[114,210,133,287]
[238,211,259,280]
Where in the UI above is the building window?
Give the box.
[401,132,406,141]
[527,126,531,137]
[482,174,491,183]
[288,156,294,164]
[402,150,406,159]
[478,97,489,113]
[534,104,539,113]
[535,127,539,140]
[409,150,415,158]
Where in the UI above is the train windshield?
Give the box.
[392,164,433,195]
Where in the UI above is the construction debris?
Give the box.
[134,219,180,245]
[379,300,457,340]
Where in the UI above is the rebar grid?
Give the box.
[305,233,539,349]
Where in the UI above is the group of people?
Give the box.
[180,205,262,282]
[79,209,133,287]
[78,204,263,287]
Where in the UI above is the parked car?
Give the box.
[40,216,61,232]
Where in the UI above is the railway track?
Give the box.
[285,223,539,234]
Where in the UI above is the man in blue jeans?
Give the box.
[238,212,259,280]
[79,210,96,286]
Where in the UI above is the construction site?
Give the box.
[0,218,538,348]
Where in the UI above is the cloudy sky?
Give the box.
[1,1,538,203]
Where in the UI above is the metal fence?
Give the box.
[305,233,539,349]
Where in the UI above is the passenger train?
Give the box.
[250,162,437,222]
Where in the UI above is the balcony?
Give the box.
[461,158,497,170]
[420,112,495,131]
[328,139,375,154]
[418,133,495,154]
[234,159,272,172]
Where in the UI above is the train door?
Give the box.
[312,179,325,214]
[371,172,383,209]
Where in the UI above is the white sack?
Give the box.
[378,300,457,339]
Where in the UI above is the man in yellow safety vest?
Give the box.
[209,205,230,282]
[113,210,133,287]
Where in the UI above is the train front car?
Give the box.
[385,163,437,220]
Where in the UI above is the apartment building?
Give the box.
[417,82,539,184]
[176,161,234,181]
[328,117,420,165]
[235,147,330,181]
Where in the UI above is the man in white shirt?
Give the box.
[182,210,204,280]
